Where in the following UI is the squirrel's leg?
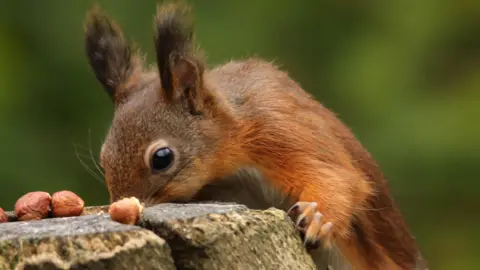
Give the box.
[258,162,375,268]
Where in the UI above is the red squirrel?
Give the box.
[84,3,428,269]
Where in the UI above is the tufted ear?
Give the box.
[84,5,140,104]
[154,3,211,114]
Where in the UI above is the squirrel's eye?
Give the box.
[151,147,174,172]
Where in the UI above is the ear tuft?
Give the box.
[84,4,137,102]
[154,3,209,114]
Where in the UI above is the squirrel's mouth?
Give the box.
[142,189,194,207]
[143,188,214,207]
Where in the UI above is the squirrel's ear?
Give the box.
[154,3,210,114]
[84,5,139,103]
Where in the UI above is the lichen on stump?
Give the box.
[0,214,174,270]
[139,203,316,270]
[1,203,317,269]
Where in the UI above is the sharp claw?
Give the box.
[288,201,334,251]
[303,234,321,251]
[303,238,309,246]
[296,214,306,227]
[287,203,300,214]
[304,238,320,249]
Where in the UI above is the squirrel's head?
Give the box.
[84,3,234,204]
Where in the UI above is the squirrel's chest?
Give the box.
[192,167,293,211]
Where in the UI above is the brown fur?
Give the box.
[84,3,427,269]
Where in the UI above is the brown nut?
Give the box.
[108,197,144,225]
[0,207,7,223]
[51,190,85,217]
[14,191,51,221]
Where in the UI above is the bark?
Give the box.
[1,203,316,270]
[139,203,316,270]
[0,213,174,270]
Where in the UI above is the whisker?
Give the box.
[73,143,105,186]
[75,151,103,184]
[88,129,105,177]
[73,144,102,168]
[75,152,98,162]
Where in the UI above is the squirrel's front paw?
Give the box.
[287,201,333,251]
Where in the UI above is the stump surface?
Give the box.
[1,203,317,270]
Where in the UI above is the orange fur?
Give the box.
[86,3,427,269]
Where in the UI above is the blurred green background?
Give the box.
[1,1,479,269]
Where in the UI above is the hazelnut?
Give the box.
[109,197,144,225]
[14,191,51,221]
[0,207,7,223]
[51,190,85,217]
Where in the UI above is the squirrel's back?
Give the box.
[208,59,318,117]
[207,58,424,269]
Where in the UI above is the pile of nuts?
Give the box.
[1,190,85,222]
[0,190,144,226]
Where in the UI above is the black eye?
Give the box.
[151,147,174,172]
